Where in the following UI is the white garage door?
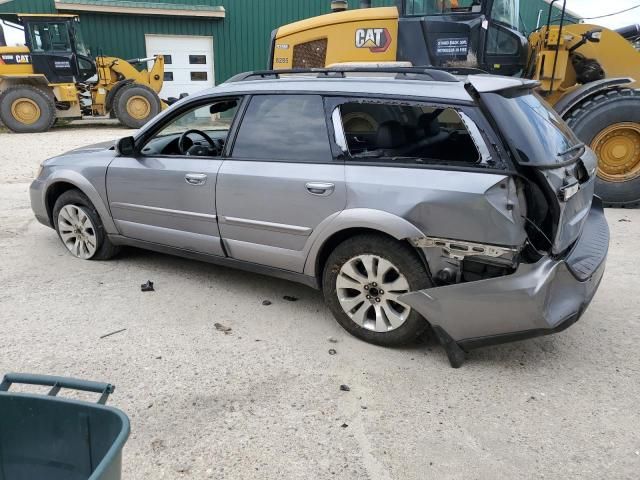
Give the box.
[145,34,214,100]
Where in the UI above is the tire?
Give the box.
[322,234,432,346]
[52,189,119,260]
[112,83,161,129]
[0,85,56,133]
[564,88,640,207]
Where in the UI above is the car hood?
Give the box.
[42,141,117,168]
[64,141,116,155]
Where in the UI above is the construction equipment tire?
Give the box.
[0,85,56,133]
[565,88,640,208]
[112,83,161,129]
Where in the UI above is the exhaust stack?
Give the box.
[615,24,640,40]
[330,0,348,12]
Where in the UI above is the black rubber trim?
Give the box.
[565,196,609,281]
[432,326,466,368]
[108,234,320,290]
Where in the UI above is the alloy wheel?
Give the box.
[336,254,412,332]
[57,204,98,259]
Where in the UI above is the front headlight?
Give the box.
[35,163,44,179]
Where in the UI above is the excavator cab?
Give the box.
[13,14,96,83]
[397,0,527,75]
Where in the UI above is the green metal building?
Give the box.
[0,0,570,96]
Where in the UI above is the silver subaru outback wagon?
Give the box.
[30,68,609,367]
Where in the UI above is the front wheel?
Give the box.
[52,189,119,260]
[322,234,432,346]
[565,88,640,207]
[112,84,161,129]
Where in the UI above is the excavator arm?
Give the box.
[95,55,164,94]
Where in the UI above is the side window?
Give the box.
[490,0,518,29]
[48,23,72,52]
[338,100,481,165]
[486,25,519,55]
[141,98,240,157]
[29,24,47,52]
[486,0,519,55]
[232,95,332,162]
[29,23,71,52]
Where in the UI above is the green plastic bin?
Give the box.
[0,373,130,480]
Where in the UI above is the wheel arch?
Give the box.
[304,208,427,279]
[0,75,50,95]
[43,173,118,234]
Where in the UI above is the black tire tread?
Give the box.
[564,88,640,208]
[112,83,161,129]
[0,85,56,133]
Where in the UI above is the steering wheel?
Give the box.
[178,129,216,155]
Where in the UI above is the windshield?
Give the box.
[483,91,583,166]
[403,0,481,15]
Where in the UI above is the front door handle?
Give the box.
[305,182,335,196]
[185,173,207,186]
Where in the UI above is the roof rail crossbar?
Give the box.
[225,67,464,83]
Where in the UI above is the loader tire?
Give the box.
[112,83,161,129]
[565,88,640,208]
[0,85,56,133]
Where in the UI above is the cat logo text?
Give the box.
[354,28,391,53]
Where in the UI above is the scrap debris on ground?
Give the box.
[214,322,232,334]
[99,328,127,339]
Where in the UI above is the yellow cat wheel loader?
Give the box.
[270,0,640,207]
[0,14,166,133]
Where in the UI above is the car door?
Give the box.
[216,94,346,272]
[106,97,241,256]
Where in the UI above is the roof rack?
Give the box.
[225,67,467,84]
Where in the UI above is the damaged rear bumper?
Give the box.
[399,197,609,366]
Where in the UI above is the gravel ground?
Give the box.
[1,126,639,479]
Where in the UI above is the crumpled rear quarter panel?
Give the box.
[344,165,526,246]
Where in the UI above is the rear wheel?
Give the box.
[322,234,432,346]
[564,88,640,207]
[112,84,161,129]
[0,85,56,133]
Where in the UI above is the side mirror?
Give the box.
[586,29,602,43]
[116,136,136,156]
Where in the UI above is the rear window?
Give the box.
[484,92,582,166]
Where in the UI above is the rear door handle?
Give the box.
[305,182,335,196]
[185,173,207,186]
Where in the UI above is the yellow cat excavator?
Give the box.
[0,14,166,133]
[270,0,640,207]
